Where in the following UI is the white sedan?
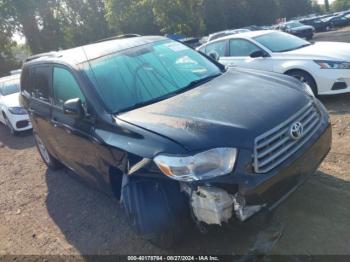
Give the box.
[0,75,32,135]
[197,30,350,95]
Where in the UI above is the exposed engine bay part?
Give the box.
[182,184,266,225]
[190,186,234,225]
[127,158,151,175]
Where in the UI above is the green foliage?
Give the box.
[332,0,350,12]
[105,0,159,35]
[151,0,206,36]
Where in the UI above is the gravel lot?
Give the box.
[1,29,350,256]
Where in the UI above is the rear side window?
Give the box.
[20,67,31,95]
[31,66,51,102]
[205,41,226,57]
[53,67,85,107]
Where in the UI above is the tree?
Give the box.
[332,0,350,11]
[325,0,330,11]
[105,0,159,35]
[277,0,313,19]
[0,0,20,76]
[152,0,206,36]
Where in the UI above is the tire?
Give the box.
[33,132,63,170]
[4,114,17,136]
[122,177,191,248]
[285,70,317,96]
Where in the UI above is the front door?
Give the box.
[220,39,274,72]
[50,66,105,186]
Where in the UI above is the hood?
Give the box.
[2,92,21,107]
[280,41,350,61]
[117,69,311,152]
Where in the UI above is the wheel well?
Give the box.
[284,69,318,93]
[109,166,124,200]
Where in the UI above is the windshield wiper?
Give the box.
[116,73,222,114]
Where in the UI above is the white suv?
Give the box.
[197,30,350,96]
[0,75,32,135]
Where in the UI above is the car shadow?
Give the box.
[0,124,34,150]
[319,93,350,116]
[45,167,350,255]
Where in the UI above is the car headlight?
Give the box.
[302,83,315,97]
[315,60,350,69]
[154,148,237,182]
[8,107,27,115]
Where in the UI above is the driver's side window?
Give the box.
[53,67,85,107]
[229,39,261,57]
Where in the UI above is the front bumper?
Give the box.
[188,120,331,223]
[314,69,350,95]
[7,113,32,131]
[241,123,331,211]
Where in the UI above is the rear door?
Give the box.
[26,65,55,153]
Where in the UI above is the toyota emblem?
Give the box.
[289,122,304,140]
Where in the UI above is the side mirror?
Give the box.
[63,98,84,117]
[250,50,269,58]
[208,51,220,61]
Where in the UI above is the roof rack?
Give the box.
[25,51,61,62]
[92,34,141,44]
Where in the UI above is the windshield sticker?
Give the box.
[164,42,189,52]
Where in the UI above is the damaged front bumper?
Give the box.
[182,123,332,225]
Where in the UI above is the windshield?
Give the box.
[84,39,221,113]
[254,32,310,52]
[0,81,20,96]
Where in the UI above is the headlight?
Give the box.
[302,83,315,97]
[154,148,237,182]
[8,107,27,115]
[315,60,350,69]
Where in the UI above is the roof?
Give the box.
[213,30,275,42]
[25,36,167,66]
[0,74,20,83]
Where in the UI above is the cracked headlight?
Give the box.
[8,107,27,115]
[315,60,350,69]
[154,148,237,182]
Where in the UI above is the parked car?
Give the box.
[21,36,331,248]
[300,18,331,32]
[208,29,250,42]
[0,75,32,135]
[322,15,350,28]
[277,21,314,40]
[197,30,350,96]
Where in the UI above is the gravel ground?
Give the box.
[1,29,350,256]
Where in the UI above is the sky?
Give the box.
[317,0,335,4]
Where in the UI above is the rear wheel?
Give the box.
[34,133,62,170]
[286,70,317,96]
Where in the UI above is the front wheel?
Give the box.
[34,133,62,170]
[122,178,191,248]
[4,115,17,136]
[286,70,317,96]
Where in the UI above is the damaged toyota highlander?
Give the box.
[20,36,331,248]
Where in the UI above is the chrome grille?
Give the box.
[254,102,321,173]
